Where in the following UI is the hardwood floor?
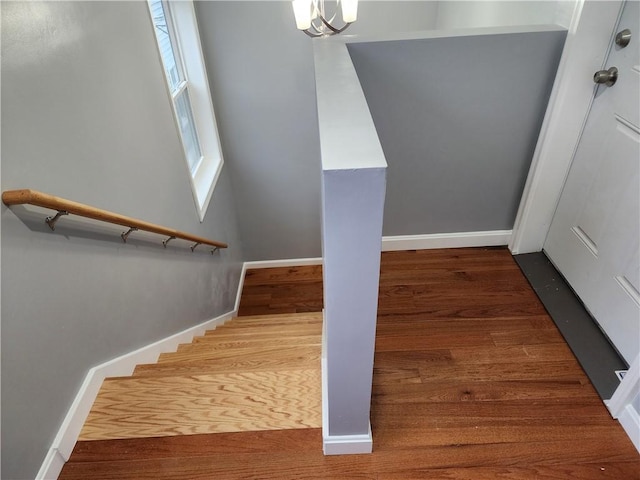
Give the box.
[238,264,323,316]
[60,247,639,479]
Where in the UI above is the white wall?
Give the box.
[1,2,244,478]
[436,1,575,30]
[346,0,440,35]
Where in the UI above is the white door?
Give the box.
[544,0,639,366]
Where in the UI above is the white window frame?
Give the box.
[148,0,224,222]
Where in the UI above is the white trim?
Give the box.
[234,262,248,312]
[343,23,567,46]
[322,333,329,447]
[616,404,640,453]
[608,355,639,417]
[35,449,66,480]
[245,257,323,270]
[148,0,224,223]
[323,425,373,455]
[607,355,640,418]
[321,312,373,455]
[322,340,373,455]
[606,357,640,453]
[321,309,328,451]
[36,309,235,480]
[172,0,225,222]
[382,230,512,252]
[608,355,640,453]
[509,0,624,254]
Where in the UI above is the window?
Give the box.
[148,0,223,221]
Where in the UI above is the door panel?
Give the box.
[544,0,639,365]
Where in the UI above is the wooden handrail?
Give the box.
[2,189,227,250]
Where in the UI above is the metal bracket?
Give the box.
[190,242,201,252]
[163,236,176,248]
[211,247,220,255]
[121,227,138,243]
[45,210,69,231]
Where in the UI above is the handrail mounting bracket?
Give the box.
[163,236,176,248]
[121,227,138,243]
[45,210,69,231]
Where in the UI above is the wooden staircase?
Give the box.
[79,312,323,441]
[61,254,640,480]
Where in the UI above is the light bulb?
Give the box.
[341,0,358,23]
[292,0,312,30]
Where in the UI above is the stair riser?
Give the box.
[202,324,321,337]
[175,336,321,353]
[157,344,321,364]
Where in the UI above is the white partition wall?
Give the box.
[314,39,387,454]
[314,24,567,454]
[313,23,568,455]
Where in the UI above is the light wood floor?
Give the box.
[60,247,639,479]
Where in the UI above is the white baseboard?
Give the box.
[234,262,248,312]
[323,426,373,455]
[36,449,66,480]
[618,405,640,453]
[36,309,235,480]
[243,234,512,269]
[382,230,512,252]
[606,355,640,454]
[245,257,323,269]
[321,318,373,456]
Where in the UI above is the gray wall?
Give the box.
[347,29,566,235]
[1,2,244,478]
[195,1,438,260]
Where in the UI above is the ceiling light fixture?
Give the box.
[292,0,358,37]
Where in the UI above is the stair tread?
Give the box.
[79,369,321,441]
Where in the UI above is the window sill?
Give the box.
[190,155,223,222]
